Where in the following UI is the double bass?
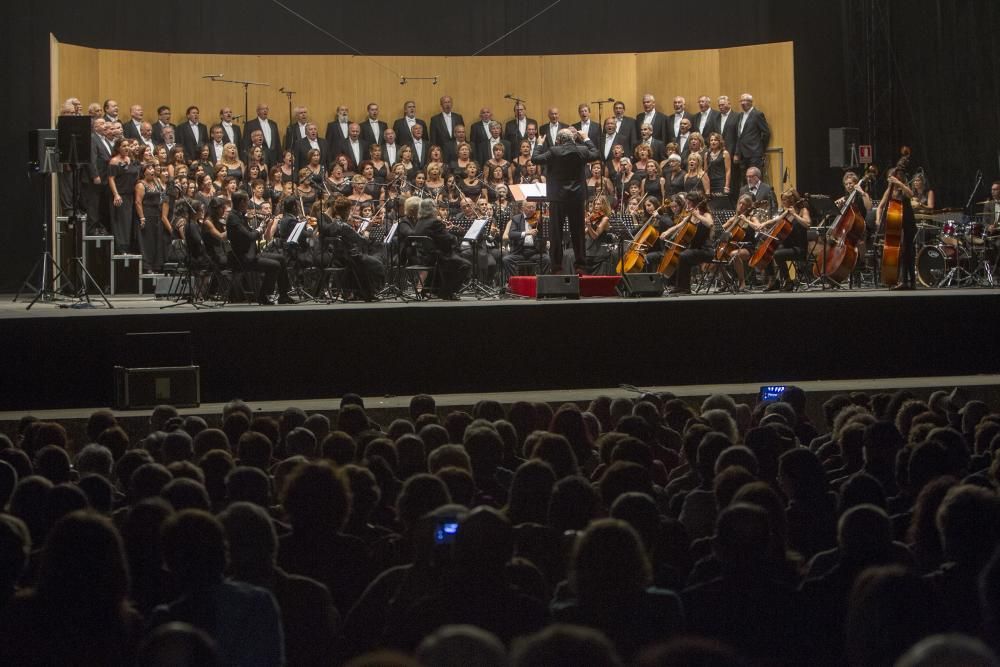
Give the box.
[879,181,904,286]
[813,174,871,281]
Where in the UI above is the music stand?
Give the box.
[375,222,413,301]
[458,219,495,298]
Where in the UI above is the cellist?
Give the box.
[720,194,761,292]
[666,192,715,295]
[877,166,917,290]
[761,189,811,292]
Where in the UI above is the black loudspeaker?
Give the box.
[57,115,92,165]
[536,274,580,299]
[114,366,201,409]
[620,272,664,297]
[829,127,859,168]
[28,129,58,173]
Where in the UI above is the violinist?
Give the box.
[275,197,316,268]
[502,200,550,277]
[719,194,760,292]
[294,168,319,214]
[318,195,386,298]
[582,197,613,275]
[877,167,917,290]
[666,192,715,295]
[586,161,615,204]
[761,189,811,292]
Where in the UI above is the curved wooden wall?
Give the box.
[55,38,795,183]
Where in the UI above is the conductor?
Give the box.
[529,127,600,274]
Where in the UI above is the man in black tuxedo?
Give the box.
[469,107,494,157]
[151,106,174,144]
[284,106,310,154]
[324,105,351,157]
[573,104,602,147]
[360,103,388,147]
[502,200,550,277]
[207,125,227,164]
[539,108,567,149]
[503,102,537,149]
[692,95,719,138]
[476,121,511,164]
[612,101,637,157]
[219,107,242,148]
[137,122,156,156]
[429,95,464,148]
[245,129,276,168]
[294,123,331,171]
[408,123,430,169]
[600,117,630,162]
[738,167,777,212]
[85,118,113,234]
[636,94,669,144]
[381,128,402,166]
[666,96,694,144]
[412,198,470,299]
[244,103,282,161]
[156,125,178,154]
[341,123,368,172]
[734,92,772,178]
[442,124,468,164]
[122,104,145,140]
[676,118,694,163]
[638,123,666,161]
[392,100,428,147]
[716,95,739,157]
[529,128,600,274]
[226,192,293,305]
[176,106,208,160]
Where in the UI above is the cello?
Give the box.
[615,196,658,273]
[813,174,871,281]
[748,210,794,269]
[656,212,698,277]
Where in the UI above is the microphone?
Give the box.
[232,114,243,121]
[202,73,224,79]
[504,94,511,99]
[782,167,789,184]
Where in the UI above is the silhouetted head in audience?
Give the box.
[282,462,351,533]
[338,405,371,437]
[128,463,173,505]
[506,460,557,527]
[76,444,113,479]
[845,565,947,667]
[137,622,221,667]
[778,448,829,502]
[549,476,602,533]
[237,431,273,470]
[637,636,746,667]
[86,409,118,444]
[838,471,887,513]
[428,444,472,474]
[162,478,210,511]
[452,506,513,582]
[37,511,131,623]
[713,466,757,510]
[839,504,892,564]
[162,509,227,588]
[219,501,278,581]
[895,634,999,667]
[409,394,436,423]
[936,484,1000,567]
[511,623,622,667]
[713,502,771,574]
[0,448,31,482]
[225,465,271,508]
[10,475,53,544]
[531,433,579,479]
[34,445,72,484]
[0,514,30,600]
[0,459,18,509]
[600,461,653,509]
[78,474,114,514]
[397,473,451,532]
[416,624,506,667]
[609,492,660,554]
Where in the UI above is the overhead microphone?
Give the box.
[202,73,224,79]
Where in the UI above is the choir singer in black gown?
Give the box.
[528,128,599,274]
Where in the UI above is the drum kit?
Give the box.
[913,206,997,288]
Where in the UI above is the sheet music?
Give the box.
[287,220,307,245]
[464,218,489,242]
[384,221,398,246]
[510,183,548,201]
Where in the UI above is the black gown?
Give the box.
[706,151,727,193]
[139,181,169,272]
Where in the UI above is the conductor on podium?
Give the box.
[529,127,600,274]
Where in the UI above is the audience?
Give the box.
[0,385,999,666]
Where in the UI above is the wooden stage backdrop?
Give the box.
[52,36,796,184]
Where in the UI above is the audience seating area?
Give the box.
[2,385,1000,666]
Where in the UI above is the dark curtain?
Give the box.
[2,0,995,289]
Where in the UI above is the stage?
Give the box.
[2,286,999,412]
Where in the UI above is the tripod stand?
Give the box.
[17,136,111,309]
[457,219,497,299]
[375,222,413,301]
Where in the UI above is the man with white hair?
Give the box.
[528,128,599,274]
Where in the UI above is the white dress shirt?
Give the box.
[259,117,273,146]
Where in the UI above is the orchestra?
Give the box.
[55,89,998,304]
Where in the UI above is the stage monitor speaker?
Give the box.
[829,127,859,168]
[56,115,92,165]
[114,365,200,409]
[536,274,580,299]
[28,129,58,173]
[620,272,664,297]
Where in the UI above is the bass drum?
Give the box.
[916,244,970,287]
